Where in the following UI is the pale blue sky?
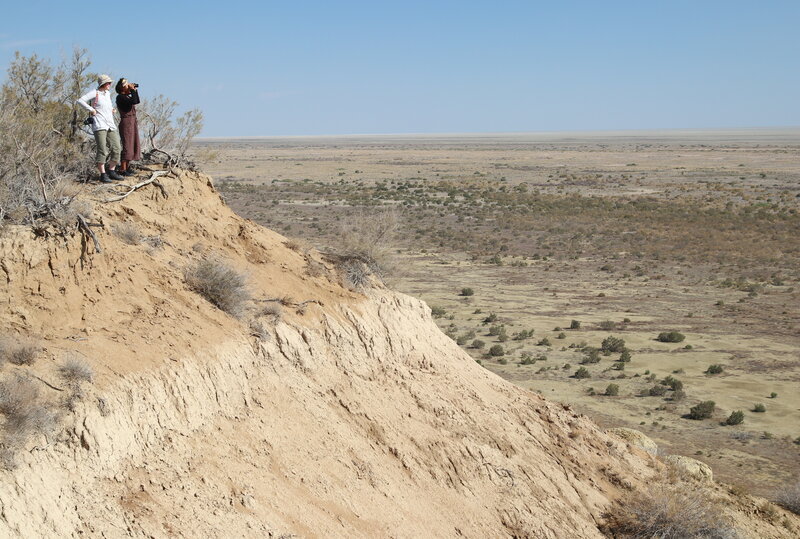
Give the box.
[2,1,798,136]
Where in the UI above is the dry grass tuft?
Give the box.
[604,484,739,538]
[58,358,94,385]
[0,373,57,469]
[112,222,141,245]
[776,480,800,515]
[259,303,283,320]
[340,258,372,290]
[184,258,251,317]
[0,336,41,366]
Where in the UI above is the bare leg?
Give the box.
[97,163,106,174]
[120,160,128,172]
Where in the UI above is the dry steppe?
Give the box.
[195,129,800,498]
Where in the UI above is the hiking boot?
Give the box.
[99,173,112,183]
[122,169,135,176]
[107,170,124,181]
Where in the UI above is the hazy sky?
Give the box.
[1,1,798,136]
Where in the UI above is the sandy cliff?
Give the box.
[0,169,795,538]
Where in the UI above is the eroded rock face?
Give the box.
[606,427,659,455]
[0,170,796,538]
[665,455,714,483]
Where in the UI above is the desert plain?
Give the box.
[192,128,800,497]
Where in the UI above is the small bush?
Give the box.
[752,403,766,413]
[482,313,498,324]
[605,384,620,396]
[488,344,504,357]
[459,287,474,296]
[672,390,686,402]
[601,336,626,353]
[618,349,632,362]
[769,392,778,399]
[661,376,683,391]
[604,485,738,538]
[580,347,601,364]
[648,385,667,397]
[705,364,724,375]
[0,374,57,469]
[537,337,551,347]
[185,258,250,317]
[776,480,800,515]
[58,358,93,385]
[689,401,716,420]
[556,332,566,339]
[657,331,686,343]
[726,411,744,425]
[569,320,581,330]
[599,320,616,331]
[112,222,141,245]
[0,336,41,367]
[574,367,590,379]
[430,306,446,318]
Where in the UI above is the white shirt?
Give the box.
[76,87,116,132]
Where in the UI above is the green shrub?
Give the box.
[482,313,498,324]
[689,401,716,420]
[471,339,485,349]
[459,287,474,296]
[672,390,686,402]
[769,392,778,399]
[569,320,581,330]
[601,336,626,353]
[537,337,551,347]
[556,332,566,339]
[488,325,503,336]
[580,347,601,364]
[430,306,446,318]
[752,403,766,413]
[574,367,590,379]
[661,376,683,391]
[705,364,724,375]
[657,331,685,343]
[605,384,620,396]
[726,411,744,425]
[488,344,504,357]
[648,385,667,397]
[618,349,632,362]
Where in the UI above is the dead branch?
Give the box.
[76,213,101,253]
[30,374,65,392]
[103,170,169,203]
[256,297,324,309]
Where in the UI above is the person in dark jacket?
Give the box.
[115,78,141,175]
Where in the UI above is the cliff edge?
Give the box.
[0,169,795,538]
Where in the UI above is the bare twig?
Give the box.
[103,170,169,203]
[76,213,101,253]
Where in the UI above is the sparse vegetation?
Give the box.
[0,373,58,469]
[112,222,141,245]
[689,401,716,420]
[459,287,474,296]
[657,331,686,343]
[488,344,504,357]
[605,383,619,396]
[601,336,626,353]
[604,484,738,539]
[184,258,250,317]
[752,403,766,413]
[705,364,724,375]
[574,367,590,379]
[725,411,744,425]
[0,336,41,366]
[776,480,800,515]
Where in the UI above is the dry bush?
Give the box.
[335,207,400,284]
[259,303,283,320]
[58,358,93,385]
[604,484,739,538]
[112,222,141,245]
[58,357,94,411]
[340,258,372,290]
[0,373,57,469]
[138,95,203,167]
[0,48,96,228]
[249,320,269,341]
[776,480,800,515]
[184,258,250,317]
[0,336,41,366]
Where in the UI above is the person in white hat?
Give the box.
[76,74,123,183]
